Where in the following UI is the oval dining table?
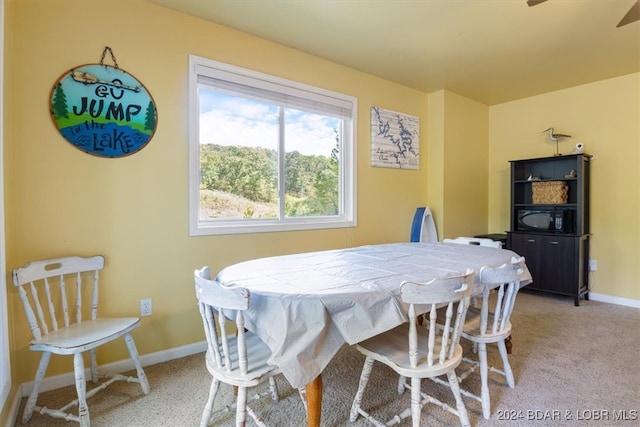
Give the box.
[215,242,531,426]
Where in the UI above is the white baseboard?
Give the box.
[19,340,207,397]
[589,292,640,308]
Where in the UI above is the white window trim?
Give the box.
[0,1,12,408]
[188,55,357,236]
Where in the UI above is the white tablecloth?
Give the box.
[215,242,531,388]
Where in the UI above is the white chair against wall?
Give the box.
[195,267,305,427]
[443,237,502,248]
[349,270,475,427]
[456,256,526,419]
[12,255,150,427]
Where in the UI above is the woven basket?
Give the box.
[532,181,568,204]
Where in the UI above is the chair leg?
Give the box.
[446,371,470,427]
[297,387,308,412]
[478,342,491,419]
[268,377,279,402]
[505,335,513,354]
[235,386,248,427]
[123,333,150,394]
[89,348,99,383]
[497,339,515,388]
[200,378,220,427]
[410,377,421,427]
[73,352,90,427]
[22,352,51,423]
[349,357,374,422]
[397,375,406,395]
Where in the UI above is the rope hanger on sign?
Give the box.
[100,46,119,69]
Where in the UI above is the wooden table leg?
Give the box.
[306,375,322,427]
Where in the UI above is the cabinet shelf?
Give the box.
[513,203,578,208]
[513,177,577,184]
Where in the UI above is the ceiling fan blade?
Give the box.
[617,0,640,27]
[527,0,548,6]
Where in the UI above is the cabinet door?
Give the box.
[509,233,543,289]
[509,233,576,294]
[539,235,576,294]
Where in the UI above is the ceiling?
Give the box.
[147,0,640,105]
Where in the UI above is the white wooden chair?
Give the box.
[195,266,305,426]
[443,236,502,248]
[349,270,475,427]
[456,256,527,419]
[12,255,150,427]
[443,236,502,310]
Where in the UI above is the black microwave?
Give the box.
[516,209,574,233]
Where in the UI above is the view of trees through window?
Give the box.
[198,89,342,221]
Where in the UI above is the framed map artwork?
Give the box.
[370,106,419,169]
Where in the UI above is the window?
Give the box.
[188,55,357,235]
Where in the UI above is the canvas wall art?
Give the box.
[370,106,419,169]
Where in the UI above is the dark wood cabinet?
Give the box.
[506,154,591,305]
[508,233,589,305]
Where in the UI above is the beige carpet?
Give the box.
[15,290,640,426]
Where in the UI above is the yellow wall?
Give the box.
[488,72,640,301]
[428,90,489,239]
[3,0,429,387]
[427,91,445,238]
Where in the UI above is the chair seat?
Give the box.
[461,307,512,343]
[356,323,463,378]
[30,317,140,355]
[205,331,280,387]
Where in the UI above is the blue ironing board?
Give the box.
[410,207,438,243]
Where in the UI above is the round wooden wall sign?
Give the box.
[50,63,157,158]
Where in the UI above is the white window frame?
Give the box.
[0,2,11,408]
[188,55,357,236]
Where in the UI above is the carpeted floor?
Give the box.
[15,290,640,426]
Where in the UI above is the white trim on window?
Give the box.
[0,1,12,409]
[188,55,357,236]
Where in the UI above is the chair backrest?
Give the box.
[400,270,474,368]
[443,237,502,248]
[12,256,105,341]
[476,256,526,335]
[194,266,251,375]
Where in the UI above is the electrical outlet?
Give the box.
[140,299,152,317]
[589,259,597,271]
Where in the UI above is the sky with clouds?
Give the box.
[198,89,339,157]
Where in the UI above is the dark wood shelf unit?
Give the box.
[506,154,591,306]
